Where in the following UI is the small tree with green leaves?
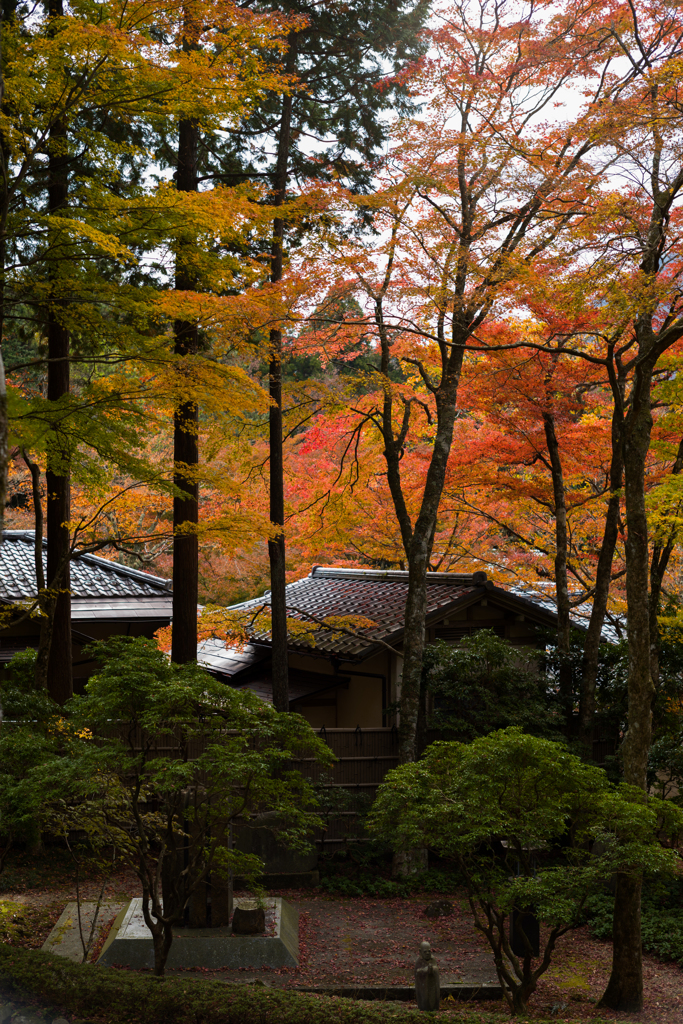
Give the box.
[0,650,63,871]
[368,728,683,1015]
[423,631,560,743]
[37,637,333,976]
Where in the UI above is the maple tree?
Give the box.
[369,728,683,1016]
[497,3,683,1008]
[292,0,625,779]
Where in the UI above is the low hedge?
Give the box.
[0,943,616,1024]
[0,945,447,1024]
[319,869,458,899]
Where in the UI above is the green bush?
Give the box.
[586,877,683,966]
[320,869,458,899]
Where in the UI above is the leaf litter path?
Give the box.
[183,892,683,1024]
[3,870,682,1023]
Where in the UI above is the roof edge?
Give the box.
[310,566,488,584]
[2,531,171,591]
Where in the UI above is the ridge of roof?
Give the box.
[218,567,490,660]
[309,566,489,584]
[2,531,171,591]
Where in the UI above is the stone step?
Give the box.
[293,983,503,1001]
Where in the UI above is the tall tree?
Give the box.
[171,8,201,666]
[310,0,621,779]
[208,0,429,710]
[0,0,288,691]
[593,7,683,1004]
[266,33,297,710]
[45,0,72,703]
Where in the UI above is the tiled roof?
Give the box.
[225,566,490,660]
[196,639,268,678]
[0,532,172,611]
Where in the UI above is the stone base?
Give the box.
[42,902,128,963]
[97,897,298,969]
[293,984,503,1001]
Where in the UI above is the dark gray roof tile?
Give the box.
[221,566,489,660]
[0,531,171,603]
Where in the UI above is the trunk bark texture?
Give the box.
[268,39,296,713]
[578,392,624,750]
[171,111,199,665]
[647,437,683,689]
[45,0,71,704]
[621,359,655,791]
[542,412,573,729]
[0,4,16,537]
[0,2,8,537]
[391,379,462,764]
[599,351,656,1013]
[23,453,55,690]
[597,872,644,1012]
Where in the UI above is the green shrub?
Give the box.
[320,869,458,899]
[0,902,29,944]
[586,877,683,966]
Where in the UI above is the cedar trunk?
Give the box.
[0,4,15,543]
[45,0,71,703]
[171,114,199,665]
[268,55,295,713]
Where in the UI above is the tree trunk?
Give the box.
[599,355,655,1013]
[578,396,624,751]
[511,982,533,1016]
[0,350,6,536]
[152,920,175,977]
[23,452,55,690]
[621,366,655,792]
[542,412,572,731]
[171,110,199,665]
[647,436,683,689]
[397,383,460,764]
[268,38,296,713]
[597,872,643,1012]
[0,6,18,545]
[45,0,71,704]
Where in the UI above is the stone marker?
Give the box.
[232,899,265,935]
[415,940,440,1012]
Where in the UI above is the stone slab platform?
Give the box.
[98,897,298,970]
[294,983,503,1001]
[42,902,128,963]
